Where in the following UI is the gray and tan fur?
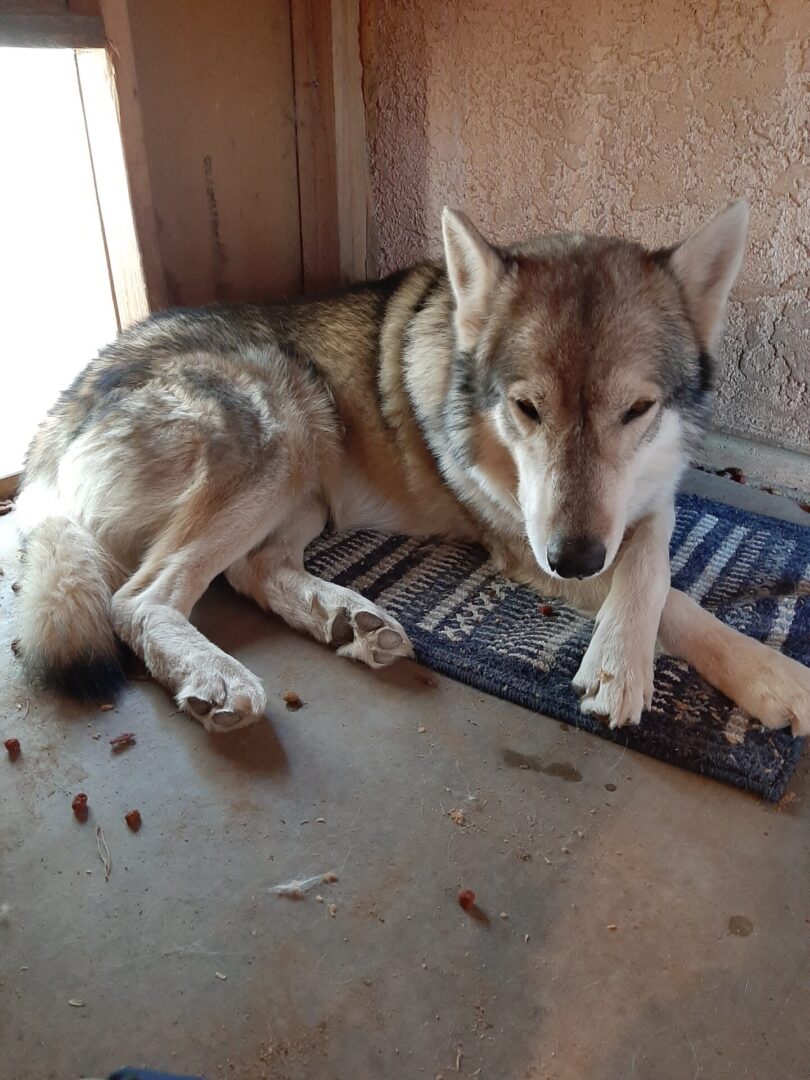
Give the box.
[14,203,810,736]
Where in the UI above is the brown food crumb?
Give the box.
[321,871,338,884]
[449,808,465,825]
[717,466,746,484]
[124,809,142,832]
[327,902,337,917]
[539,604,555,616]
[72,792,89,823]
[4,738,21,762]
[10,638,21,657]
[282,691,303,711]
[11,581,21,594]
[605,782,617,792]
[458,889,476,911]
[99,703,115,712]
[109,732,136,752]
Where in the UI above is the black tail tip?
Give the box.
[43,653,128,703]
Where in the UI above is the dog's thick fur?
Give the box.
[14,204,810,735]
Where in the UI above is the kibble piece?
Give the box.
[72,793,89,822]
[282,691,303,711]
[458,889,476,911]
[125,809,142,832]
[4,738,21,762]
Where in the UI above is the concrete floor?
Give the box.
[1,474,808,1080]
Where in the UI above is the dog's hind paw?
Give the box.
[178,660,266,733]
[330,604,414,668]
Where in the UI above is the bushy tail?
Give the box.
[17,516,125,700]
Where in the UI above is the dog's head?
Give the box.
[442,203,748,578]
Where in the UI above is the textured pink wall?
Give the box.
[361,0,810,454]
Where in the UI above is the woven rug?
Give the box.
[305,494,809,801]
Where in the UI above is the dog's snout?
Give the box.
[546,535,606,579]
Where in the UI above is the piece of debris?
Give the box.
[524,933,530,943]
[515,850,531,862]
[96,825,112,880]
[67,999,85,1008]
[10,638,21,656]
[4,738,21,762]
[417,725,427,734]
[315,894,324,903]
[499,911,509,919]
[72,793,89,823]
[282,691,303,711]
[315,816,326,823]
[327,903,337,917]
[11,581,21,594]
[124,809,142,832]
[458,889,476,911]
[215,971,227,980]
[270,870,339,898]
[539,604,555,617]
[99,703,115,713]
[449,808,465,826]
[716,466,745,484]
[607,924,618,931]
[110,732,136,753]
[605,783,617,792]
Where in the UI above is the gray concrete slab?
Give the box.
[1,476,808,1080]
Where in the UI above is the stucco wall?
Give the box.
[361,0,810,455]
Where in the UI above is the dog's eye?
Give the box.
[622,399,655,425]
[515,399,541,423]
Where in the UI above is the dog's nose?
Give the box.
[546,535,606,579]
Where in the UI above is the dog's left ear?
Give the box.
[665,200,749,352]
[442,208,507,350]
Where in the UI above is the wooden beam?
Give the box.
[331,0,371,284]
[0,12,105,48]
[98,0,167,311]
[290,0,341,295]
[75,48,150,328]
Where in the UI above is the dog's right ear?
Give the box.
[665,200,749,353]
[442,208,506,351]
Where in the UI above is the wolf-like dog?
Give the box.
[13,203,810,736]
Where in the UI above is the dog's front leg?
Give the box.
[572,504,674,728]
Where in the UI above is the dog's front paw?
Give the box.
[573,621,654,729]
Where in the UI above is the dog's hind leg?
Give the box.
[110,477,289,732]
[226,500,414,668]
[659,588,810,736]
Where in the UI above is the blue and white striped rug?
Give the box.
[305,494,809,801]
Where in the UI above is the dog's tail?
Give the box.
[17,515,125,700]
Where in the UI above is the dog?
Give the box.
[12,202,810,736]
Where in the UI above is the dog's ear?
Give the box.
[665,200,749,352]
[442,208,506,350]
